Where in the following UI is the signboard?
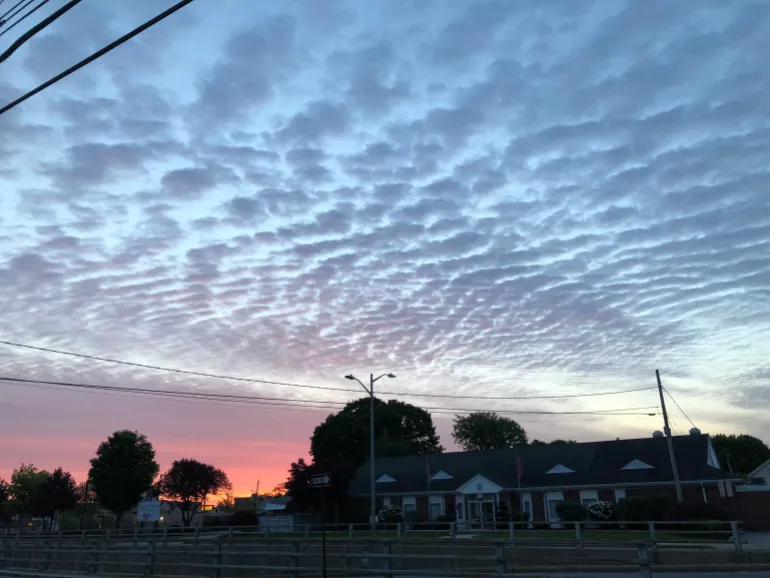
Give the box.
[137,500,161,522]
[311,473,331,487]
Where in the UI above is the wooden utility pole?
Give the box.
[656,370,683,502]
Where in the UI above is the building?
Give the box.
[350,431,741,526]
[747,460,770,486]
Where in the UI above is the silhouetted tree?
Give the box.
[452,412,527,451]
[89,430,159,527]
[712,434,770,476]
[32,468,77,528]
[156,459,231,527]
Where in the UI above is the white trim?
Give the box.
[545,464,575,474]
[621,459,654,470]
[431,470,454,480]
[747,459,770,479]
[455,474,503,495]
[428,495,445,520]
[579,489,598,505]
[545,491,564,522]
[376,474,396,483]
[707,437,722,469]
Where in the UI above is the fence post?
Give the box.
[304,524,310,539]
[385,542,393,578]
[495,542,506,576]
[289,541,299,578]
[508,520,514,542]
[637,543,652,578]
[348,523,354,540]
[146,540,157,576]
[212,541,222,578]
[396,522,402,539]
[227,526,233,540]
[133,526,139,546]
[730,521,743,552]
[105,529,111,548]
[89,543,100,574]
[647,521,656,542]
[80,529,86,546]
[450,521,456,538]
[575,521,582,544]
[195,525,201,544]
[163,525,169,546]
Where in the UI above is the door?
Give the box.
[481,501,495,528]
[521,492,533,523]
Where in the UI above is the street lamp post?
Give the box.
[345,372,396,536]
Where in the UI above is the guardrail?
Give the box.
[5,537,764,578]
[0,520,746,551]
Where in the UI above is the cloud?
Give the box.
[1,0,770,490]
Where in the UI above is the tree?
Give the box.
[88,430,159,527]
[9,464,49,520]
[712,434,770,476]
[32,468,77,527]
[0,478,9,524]
[530,439,578,446]
[310,397,443,467]
[284,457,356,521]
[217,491,235,511]
[156,459,231,527]
[452,412,527,451]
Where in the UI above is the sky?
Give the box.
[1,0,769,496]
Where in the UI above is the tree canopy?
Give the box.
[32,468,77,524]
[452,412,528,451]
[711,434,770,476]
[530,439,578,446]
[156,459,231,527]
[310,397,443,467]
[0,478,9,523]
[89,430,159,524]
[9,463,49,518]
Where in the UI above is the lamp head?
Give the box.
[386,373,396,378]
[345,375,355,380]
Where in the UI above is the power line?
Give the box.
[0,0,194,116]
[0,0,27,23]
[0,375,659,416]
[663,386,696,429]
[0,340,656,400]
[0,0,55,41]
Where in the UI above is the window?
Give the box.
[750,477,766,485]
[580,490,598,507]
[547,500,561,521]
[614,489,626,503]
[428,496,444,520]
[383,497,391,507]
[402,497,416,514]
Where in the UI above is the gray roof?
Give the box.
[350,434,739,495]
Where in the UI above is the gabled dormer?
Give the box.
[431,470,453,480]
[375,474,396,483]
[621,459,654,470]
[545,464,575,474]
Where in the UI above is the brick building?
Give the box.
[350,431,742,527]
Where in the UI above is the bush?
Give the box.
[587,501,615,521]
[378,505,403,524]
[556,501,587,522]
[616,496,671,522]
[496,501,511,523]
[229,510,258,527]
[58,511,80,531]
[666,502,728,522]
[404,510,426,524]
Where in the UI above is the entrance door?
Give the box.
[469,500,481,528]
[521,492,533,523]
[481,501,495,529]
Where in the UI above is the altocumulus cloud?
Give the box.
[0,0,769,452]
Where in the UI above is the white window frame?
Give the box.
[579,489,598,506]
[545,491,564,522]
[402,496,417,514]
[428,496,445,520]
[614,489,626,503]
[383,497,391,508]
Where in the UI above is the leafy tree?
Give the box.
[712,434,770,476]
[0,478,9,523]
[9,464,49,520]
[156,459,231,527]
[217,491,235,511]
[32,468,78,527]
[530,439,578,446]
[284,457,356,520]
[311,397,443,467]
[452,412,527,451]
[88,430,159,527]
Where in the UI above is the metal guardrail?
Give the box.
[0,538,726,578]
[0,520,746,551]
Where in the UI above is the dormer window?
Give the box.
[375,474,396,483]
[431,470,453,480]
[621,459,654,470]
[545,464,575,474]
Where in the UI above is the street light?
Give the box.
[345,372,396,535]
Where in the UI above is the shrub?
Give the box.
[58,511,80,531]
[587,501,615,521]
[378,505,403,524]
[555,501,587,522]
[404,510,426,524]
[229,510,258,527]
[496,501,511,523]
[666,502,728,522]
[616,496,671,522]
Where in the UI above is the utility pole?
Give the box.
[656,370,683,502]
[345,372,396,536]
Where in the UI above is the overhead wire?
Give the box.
[0,376,659,417]
[0,0,27,23]
[663,386,696,429]
[0,0,195,116]
[0,0,54,40]
[0,340,657,400]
